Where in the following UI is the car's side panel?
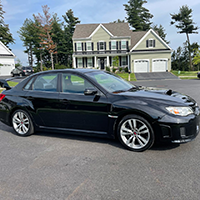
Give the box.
[24,91,60,127]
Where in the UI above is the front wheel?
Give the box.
[12,109,34,136]
[117,115,154,152]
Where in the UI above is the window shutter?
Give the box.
[75,43,77,51]
[97,42,99,50]
[82,43,84,51]
[76,58,78,68]
[146,40,149,48]
[82,58,84,67]
[85,43,87,51]
[116,41,119,50]
[92,57,94,67]
[109,42,111,50]
[104,42,106,50]
[119,41,121,50]
[92,42,94,51]
[109,57,112,67]
[153,40,155,47]
[85,58,87,67]
[126,41,129,50]
[119,56,121,66]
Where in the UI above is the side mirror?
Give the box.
[84,88,98,95]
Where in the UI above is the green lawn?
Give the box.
[116,73,137,81]
[171,70,199,79]
[0,81,18,93]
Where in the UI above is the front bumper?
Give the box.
[155,111,200,144]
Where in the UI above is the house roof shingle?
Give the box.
[73,22,149,50]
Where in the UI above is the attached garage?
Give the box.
[152,59,167,72]
[134,60,149,73]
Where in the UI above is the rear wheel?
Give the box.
[117,114,154,152]
[12,109,34,136]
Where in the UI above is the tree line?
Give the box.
[0,0,199,71]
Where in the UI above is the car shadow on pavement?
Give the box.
[150,143,180,151]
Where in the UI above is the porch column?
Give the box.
[73,56,76,68]
[107,56,110,67]
[94,56,97,68]
[127,54,130,72]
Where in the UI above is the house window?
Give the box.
[99,42,105,50]
[121,41,127,50]
[86,42,92,51]
[121,56,127,66]
[78,58,83,68]
[77,42,82,51]
[111,41,116,50]
[87,58,92,67]
[147,39,155,48]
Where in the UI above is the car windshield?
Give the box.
[86,71,136,93]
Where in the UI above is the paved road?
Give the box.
[0,79,200,200]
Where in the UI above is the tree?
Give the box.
[62,9,80,67]
[151,24,169,44]
[193,49,200,66]
[18,18,40,67]
[112,19,125,23]
[34,5,57,70]
[170,5,198,70]
[0,0,14,48]
[124,0,153,31]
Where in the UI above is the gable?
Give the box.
[132,30,171,51]
[91,26,111,42]
[0,41,15,56]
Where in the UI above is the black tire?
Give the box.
[117,114,154,152]
[11,109,34,136]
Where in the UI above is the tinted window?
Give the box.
[86,71,135,93]
[62,73,94,93]
[24,77,35,90]
[33,73,58,92]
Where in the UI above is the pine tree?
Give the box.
[124,0,153,31]
[171,5,198,70]
[0,0,14,48]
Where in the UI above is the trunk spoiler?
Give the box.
[0,77,23,90]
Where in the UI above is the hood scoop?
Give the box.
[165,89,172,95]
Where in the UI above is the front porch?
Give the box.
[73,55,130,70]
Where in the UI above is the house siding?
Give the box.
[135,32,167,50]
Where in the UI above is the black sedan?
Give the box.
[0,69,199,152]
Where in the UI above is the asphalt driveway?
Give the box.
[0,79,200,200]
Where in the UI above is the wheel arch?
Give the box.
[113,109,156,138]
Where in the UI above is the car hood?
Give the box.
[118,86,196,107]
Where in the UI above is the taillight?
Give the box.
[0,94,5,101]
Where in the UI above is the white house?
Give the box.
[0,41,15,76]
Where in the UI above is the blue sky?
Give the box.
[2,0,200,65]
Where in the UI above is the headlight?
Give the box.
[166,107,193,116]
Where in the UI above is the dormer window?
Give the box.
[146,39,155,48]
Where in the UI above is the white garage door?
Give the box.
[0,65,13,75]
[134,60,149,73]
[152,59,167,72]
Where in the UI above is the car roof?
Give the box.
[33,68,101,76]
